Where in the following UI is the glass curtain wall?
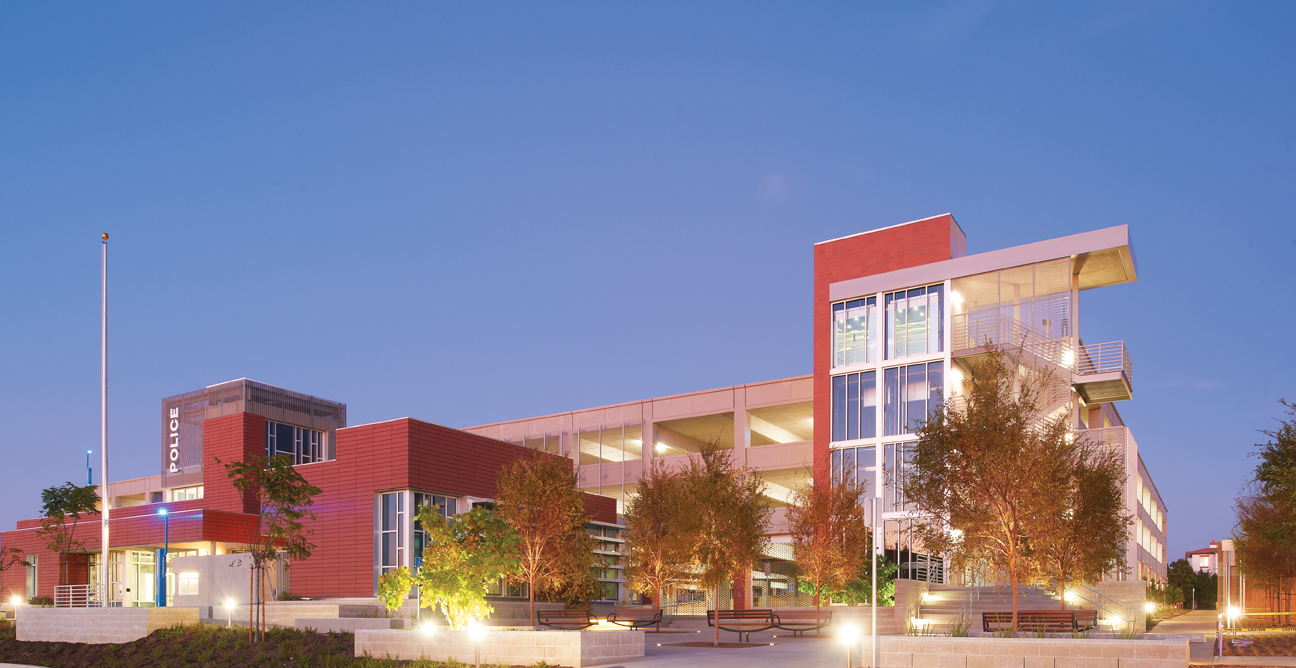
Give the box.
[883,362,944,436]
[885,285,944,360]
[833,296,879,366]
[831,371,878,442]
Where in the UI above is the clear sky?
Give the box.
[1,2,1293,563]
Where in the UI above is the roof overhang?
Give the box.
[829,224,1137,302]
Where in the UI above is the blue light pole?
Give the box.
[156,508,169,607]
[86,450,92,486]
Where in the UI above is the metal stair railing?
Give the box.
[1073,584,1134,627]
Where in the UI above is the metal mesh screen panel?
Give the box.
[161,379,346,487]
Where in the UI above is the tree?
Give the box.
[681,442,772,646]
[495,453,595,627]
[413,505,520,630]
[623,460,695,608]
[378,566,415,618]
[786,468,869,609]
[35,482,100,586]
[1038,438,1132,609]
[904,346,1077,630]
[801,555,898,606]
[0,543,28,603]
[1234,399,1296,615]
[217,454,322,642]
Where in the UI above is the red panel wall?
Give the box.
[812,215,960,483]
[287,418,604,598]
[202,412,266,515]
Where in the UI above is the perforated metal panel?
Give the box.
[160,379,346,487]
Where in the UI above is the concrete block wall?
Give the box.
[874,635,1187,668]
[355,629,645,667]
[16,607,198,644]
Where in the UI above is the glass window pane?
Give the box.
[886,293,903,359]
[383,493,397,532]
[927,362,944,414]
[833,303,845,367]
[860,371,877,439]
[846,373,860,441]
[841,448,856,487]
[831,375,847,442]
[831,449,842,484]
[907,292,927,356]
[446,498,457,516]
[884,367,901,436]
[858,445,875,494]
[928,285,944,353]
[906,364,927,433]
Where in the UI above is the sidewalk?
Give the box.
[1150,610,1221,638]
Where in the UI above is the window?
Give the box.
[884,362,944,436]
[25,555,37,598]
[884,442,915,512]
[885,285,944,359]
[831,445,877,495]
[377,492,404,579]
[178,572,199,596]
[168,486,203,502]
[266,421,329,465]
[831,371,878,442]
[412,493,458,569]
[833,296,879,367]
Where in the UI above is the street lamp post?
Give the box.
[156,509,169,608]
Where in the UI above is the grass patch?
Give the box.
[0,618,541,667]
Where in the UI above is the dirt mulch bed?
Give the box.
[0,620,530,667]
[1222,633,1296,657]
[667,641,775,648]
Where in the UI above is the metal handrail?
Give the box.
[54,584,106,608]
[951,310,1073,370]
[1074,583,1133,625]
[1076,341,1133,388]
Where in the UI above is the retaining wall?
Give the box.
[355,629,645,667]
[873,635,1188,668]
[16,607,198,644]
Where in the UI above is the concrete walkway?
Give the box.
[1151,610,1221,638]
[622,630,845,668]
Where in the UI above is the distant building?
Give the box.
[1185,541,1220,575]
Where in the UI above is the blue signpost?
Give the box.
[156,508,169,607]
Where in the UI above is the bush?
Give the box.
[26,597,52,607]
[274,591,303,601]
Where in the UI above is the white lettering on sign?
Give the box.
[168,407,180,473]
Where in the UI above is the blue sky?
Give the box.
[1,2,1293,562]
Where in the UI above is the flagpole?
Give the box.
[100,233,110,606]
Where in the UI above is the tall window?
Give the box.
[884,362,944,436]
[885,285,944,359]
[833,296,879,367]
[266,421,329,465]
[831,371,878,442]
[884,442,915,512]
[377,492,404,579]
[412,493,458,569]
[831,445,877,494]
[25,554,37,598]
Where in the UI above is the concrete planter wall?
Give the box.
[295,617,410,633]
[355,629,645,667]
[16,607,198,644]
[875,635,1188,668]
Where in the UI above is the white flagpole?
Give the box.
[100,233,110,605]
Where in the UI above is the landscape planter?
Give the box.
[875,635,1189,668]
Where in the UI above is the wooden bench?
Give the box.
[982,611,1080,634]
[772,609,832,637]
[1071,610,1098,630]
[607,607,663,630]
[707,609,776,642]
[537,608,596,630]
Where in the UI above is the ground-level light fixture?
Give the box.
[838,623,859,644]
[1145,602,1156,613]
[10,596,21,608]
[225,599,236,628]
[1228,606,1241,619]
[420,621,436,636]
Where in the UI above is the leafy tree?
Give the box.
[623,460,694,607]
[495,453,595,627]
[682,442,772,646]
[377,566,414,618]
[786,468,869,609]
[1038,438,1132,609]
[35,482,101,586]
[413,505,520,630]
[217,454,322,642]
[801,555,898,606]
[1234,400,1296,614]
[905,346,1077,629]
